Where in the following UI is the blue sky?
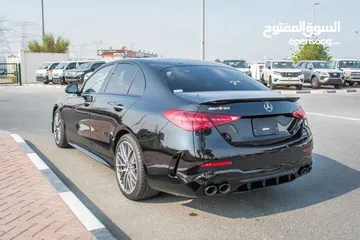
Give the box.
[2,0,360,60]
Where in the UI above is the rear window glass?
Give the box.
[161,66,267,93]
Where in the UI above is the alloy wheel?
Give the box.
[53,112,62,144]
[116,141,138,194]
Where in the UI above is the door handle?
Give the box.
[108,101,124,112]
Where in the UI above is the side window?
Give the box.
[82,65,113,94]
[265,61,270,68]
[104,64,138,94]
[128,70,145,95]
[66,63,76,70]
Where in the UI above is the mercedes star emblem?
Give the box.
[264,102,273,112]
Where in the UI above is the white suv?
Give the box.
[262,60,304,90]
[329,59,360,86]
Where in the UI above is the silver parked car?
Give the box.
[297,61,344,89]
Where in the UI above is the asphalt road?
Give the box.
[1,85,360,240]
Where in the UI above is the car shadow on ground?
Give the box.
[144,153,360,219]
[26,141,131,240]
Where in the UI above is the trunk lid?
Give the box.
[176,91,303,146]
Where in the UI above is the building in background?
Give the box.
[97,46,158,60]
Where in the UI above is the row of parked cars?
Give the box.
[36,60,106,84]
[220,58,360,90]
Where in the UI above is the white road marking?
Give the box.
[27,153,49,170]
[59,191,105,231]
[307,112,360,122]
[10,134,25,143]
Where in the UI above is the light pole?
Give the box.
[313,2,320,28]
[201,0,205,60]
[41,0,45,40]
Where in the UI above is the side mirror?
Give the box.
[65,83,79,94]
[248,66,251,69]
[267,66,271,70]
[309,66,313,70]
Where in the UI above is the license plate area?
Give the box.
[252,117,278,137]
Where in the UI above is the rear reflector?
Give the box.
[292,107,307,120]
[200,160,232,167]
[163,110,240,131]
[303,147,312,152]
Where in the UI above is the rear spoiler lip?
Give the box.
[198,97,300,105]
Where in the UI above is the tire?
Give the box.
[311,76,320,89]
[349,82,354,86]
[334,84,342,89]
[43,81,49,84]
[115,134,159,201]
[53,109,70,148]
[296,85,303,90]
[269,76,275,90]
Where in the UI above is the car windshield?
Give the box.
[161,66,267,93]
[272,61,295,69]
[312,62,331,69]
[39,63,51,69]
[339,60,360,68]
[78,63,93,70]
[223,60,248,68]
[55,62,68,69]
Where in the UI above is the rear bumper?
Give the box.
[146,124,313,198]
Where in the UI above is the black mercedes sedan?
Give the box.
[52,58,313,200]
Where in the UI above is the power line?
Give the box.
[12,21,38,49]
[0,15,15,58]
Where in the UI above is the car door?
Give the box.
[61,64,114,150]
[90,63,144,164]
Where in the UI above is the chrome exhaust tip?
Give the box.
[219,183,231,194]
[204,185,218,196]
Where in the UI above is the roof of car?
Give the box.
[108,58,231,69]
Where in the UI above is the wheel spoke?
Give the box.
[116,141,137,193]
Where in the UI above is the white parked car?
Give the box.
[223,59,252,77]
[262,60,304,90]
[36,62,60,84]
[52,61,85,84]
[329,59,360,86]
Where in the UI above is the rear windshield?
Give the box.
[162,66,267,93]
[39,63,51,69]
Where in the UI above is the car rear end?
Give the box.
[150,64,313,197]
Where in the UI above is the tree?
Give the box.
[292,39,331,63]
[28,34,70,53]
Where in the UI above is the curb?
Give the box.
[276,89,358,94]
[23,84,63,89]
[7,132,116,240]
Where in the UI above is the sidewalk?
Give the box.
[0,133,94,240]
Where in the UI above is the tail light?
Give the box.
[162,110,240,131]
[292,107,307,120]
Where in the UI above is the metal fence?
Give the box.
[0,63,21,84]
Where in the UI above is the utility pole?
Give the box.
[313,2,320,35]
[201,0,205,60]
[41,0,45,39]
[13,22,37,49]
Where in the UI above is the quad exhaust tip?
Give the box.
[219,183,231,194]
[204,185,218,196]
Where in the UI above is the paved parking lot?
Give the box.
[0,85,360,240]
